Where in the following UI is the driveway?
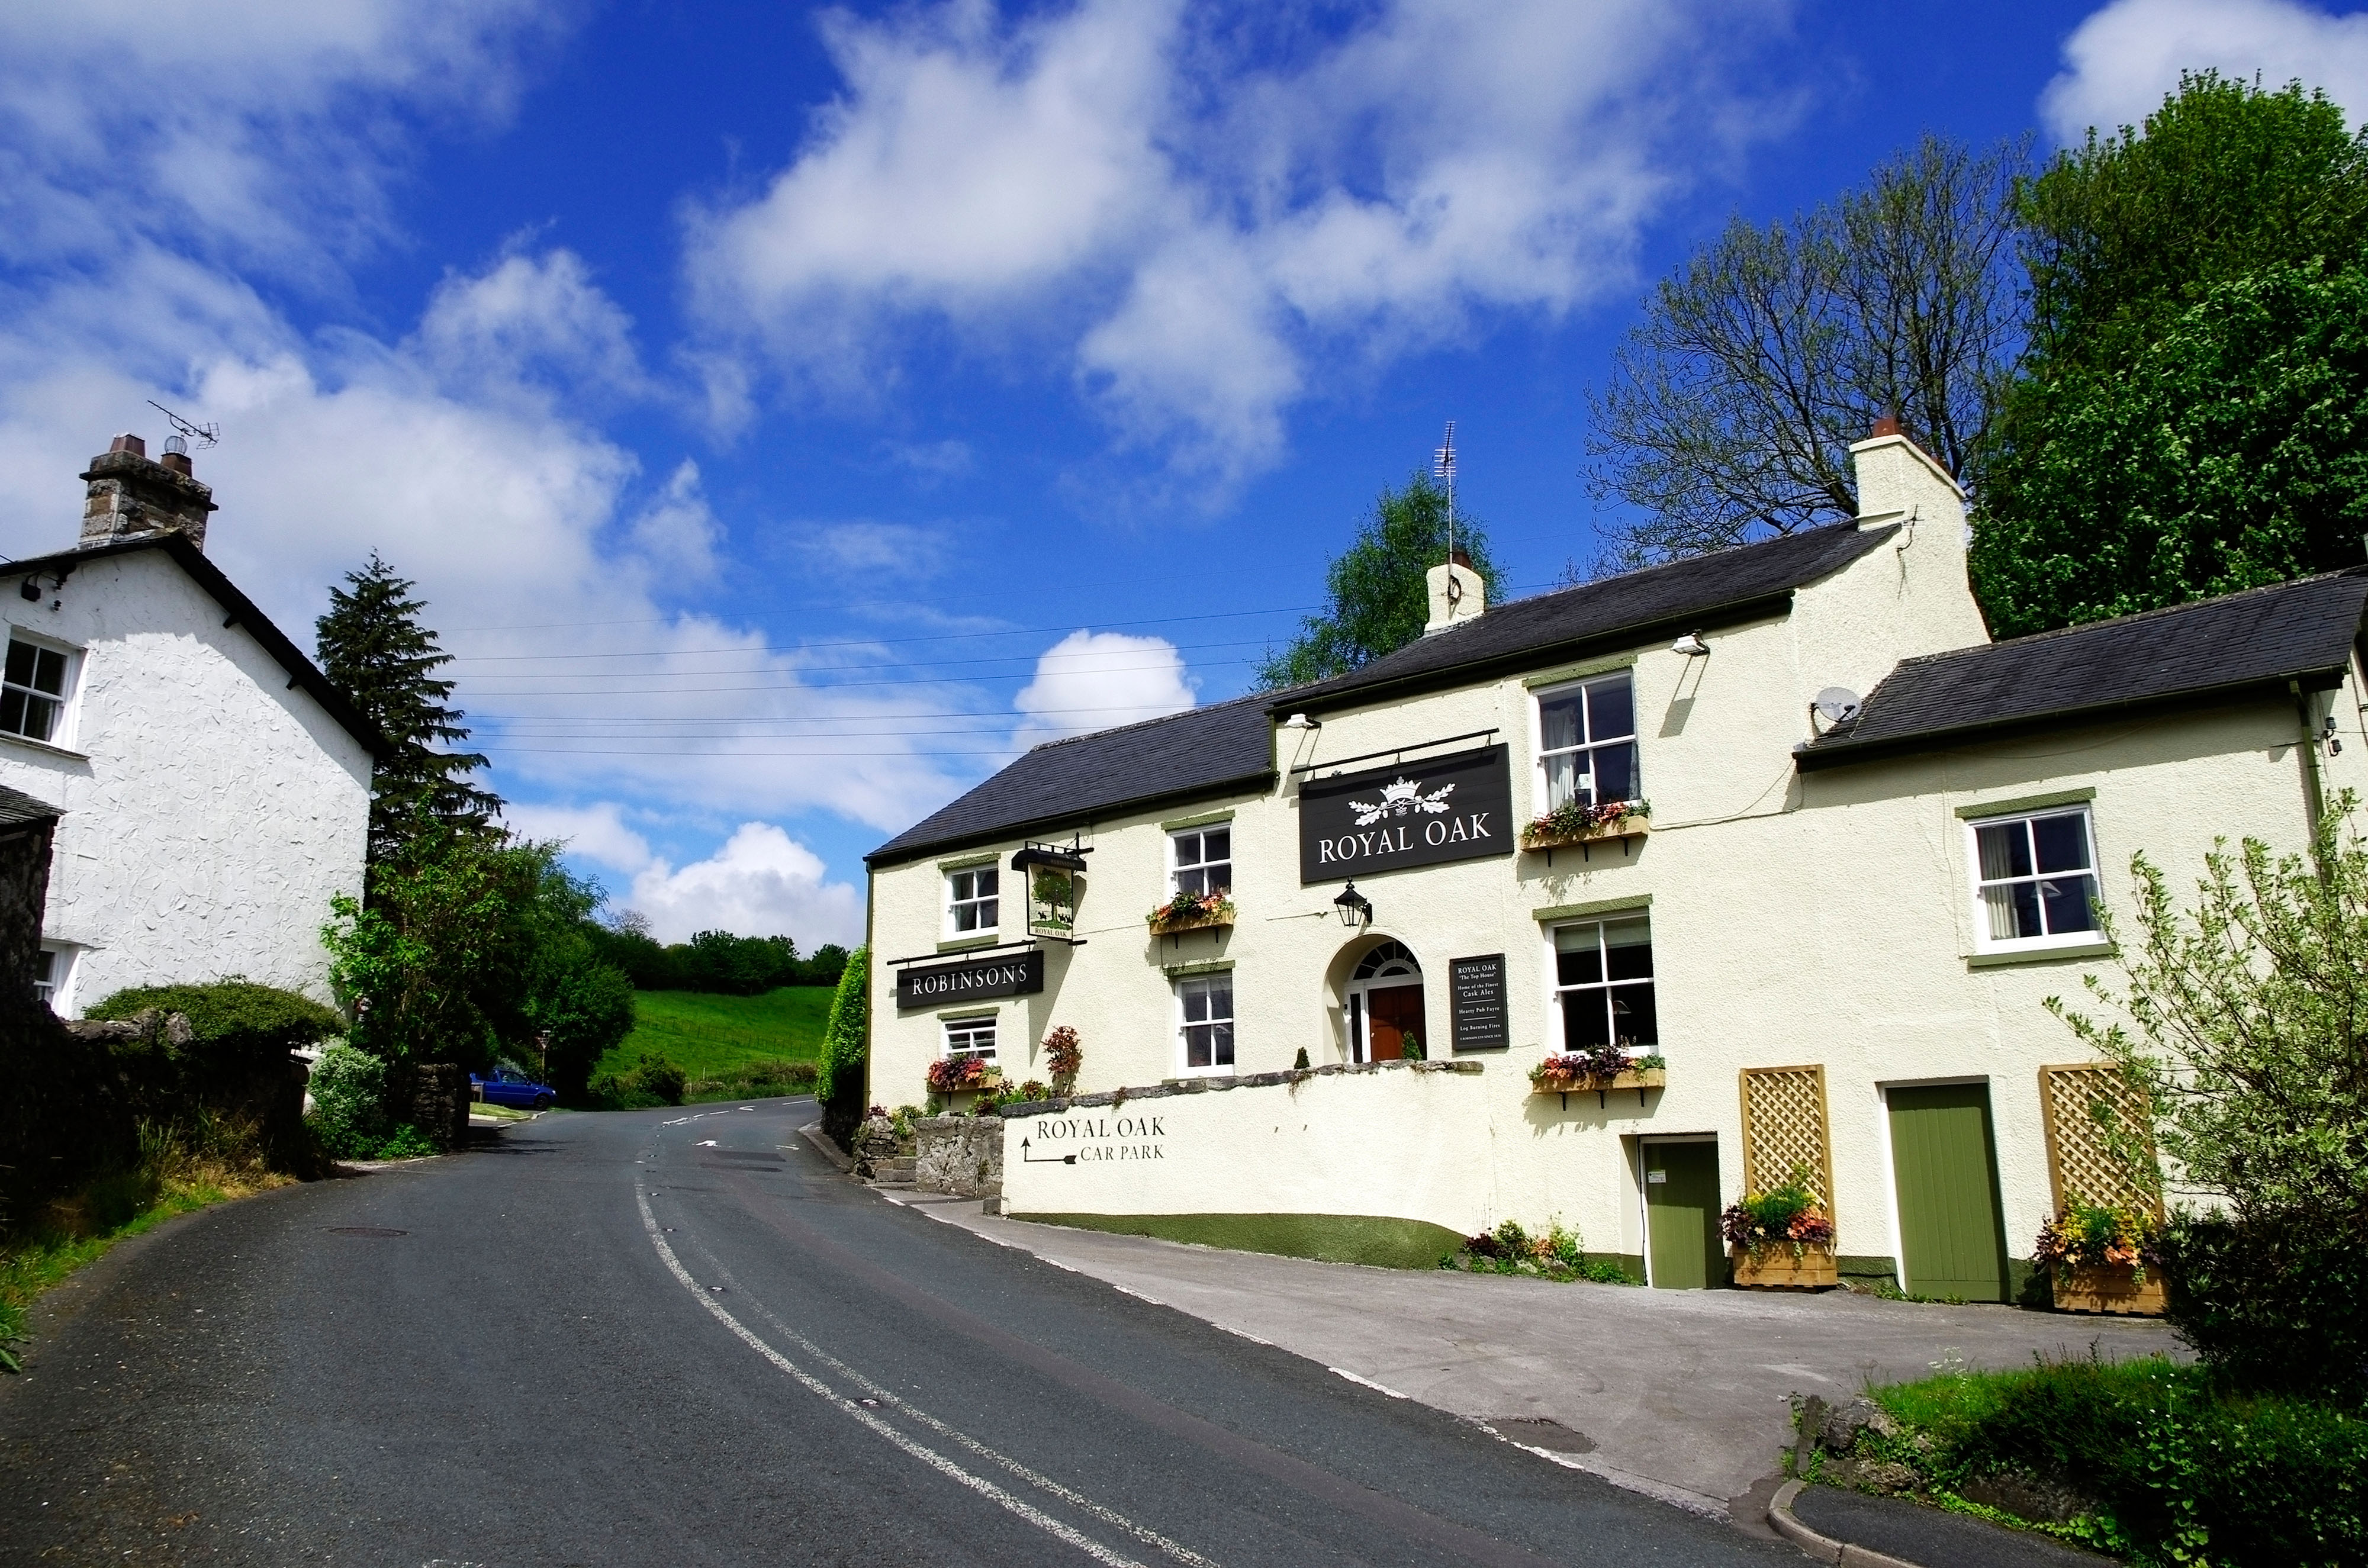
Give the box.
[909,1197,2180,1511]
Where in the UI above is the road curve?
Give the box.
[1,1099,1799,1566]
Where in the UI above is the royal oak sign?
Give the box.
[1297,743,1515,884]
[895,947,1045,1011]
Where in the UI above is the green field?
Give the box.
[594,987,834,1081]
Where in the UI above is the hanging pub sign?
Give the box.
[1298,743,1516,884]
[895,947,1046,1011]
[1011,842,1088,943]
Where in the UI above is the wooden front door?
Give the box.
[1365,984,1425,1061]
[1644,1141,1725,1289]
[1887,1083,2010,1302]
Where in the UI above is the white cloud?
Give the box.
[1012,629,1195,751]
[502,801,654,874]
[417,249,648,408]
[629,460,722,581]
[2043,0,2368,143]
[623,822,866,948]
[685,0,1791,487]
[810,520,953,578]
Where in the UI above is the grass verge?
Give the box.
[1,1117,292,1371]
[1830,1353,2367,1564]
[597,988,831,1083]
[1013,1211,1466,1270]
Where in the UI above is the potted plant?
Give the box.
[2034,1199,2164,1315]
[1529,1045,1666,1105]
[1041,1025,1083,1094]
[1521,798,1652,853]
[1720,1173,1838,1288]
[925,1055,1003,1096]
[1147,888,1235,935]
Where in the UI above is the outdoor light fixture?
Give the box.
[1283,713,1321,729]
[1333,881,1373,929]
[1670,632,1710,657]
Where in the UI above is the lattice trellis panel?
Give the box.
[1739,1064,1835,1206]
[2039,1064,2160,1216]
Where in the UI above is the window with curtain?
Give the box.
[1536,671,1637,812]
[1970,809,2099,946]
[1178,973,1234,1071]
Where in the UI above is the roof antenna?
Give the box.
[145,400,219,454]
[1432,420,1458,566]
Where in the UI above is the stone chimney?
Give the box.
[79,433,216,552]
[1424,548,1486,635]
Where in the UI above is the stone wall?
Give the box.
[408,1062,471,1150]
[914,1115,1003,1199]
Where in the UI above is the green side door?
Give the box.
[1886,1083,2010,1302]
[1643,1141,1725,1290]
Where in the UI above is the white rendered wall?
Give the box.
[872,448,2346,1279]
[0,551,372,1014]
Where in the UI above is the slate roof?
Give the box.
[1797,569,2368,770]
[3,533,391,760]
[865,694,1278,867]
[0,782,60,829]
[1269,520,1897,714]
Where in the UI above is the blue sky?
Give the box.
[5,0,2366,949]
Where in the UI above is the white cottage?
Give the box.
[864,431,2367,1300]
[0,434,380,1015]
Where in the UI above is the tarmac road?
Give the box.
[1,1099,1801,1567]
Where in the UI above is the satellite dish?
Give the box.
[1814,687,1861,725]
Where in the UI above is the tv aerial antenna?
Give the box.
[146,400,219,456]
[1432,420,1458,564]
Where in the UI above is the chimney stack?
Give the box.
[79,432,216,552]
[1423,549,1485,635]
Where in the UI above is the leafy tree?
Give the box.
[1970,262,2368,637]
[1585,135,2025,569]
[818,946,869,1146]
[2052,799,2368,1399]
[1256,472,1501,688]
[526,939,636,1101]
[1975,73,2368,635]
[314,553,500,875]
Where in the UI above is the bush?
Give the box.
[87,980,341,1107]
[371,1123,439,1160]
[526,936,635,1101]
[818,947,869,1147]
[2154,1215,2368,1403]
[1857,1354,2367,1564]
[305,1044,389,1159]
[588,1052,687,1109]
[683,1059,819,1103]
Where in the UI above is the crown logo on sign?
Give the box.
[1347,777,1456,827]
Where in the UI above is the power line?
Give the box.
[462,657,1259,697]
[445,602,1321,648]
[445,637,1273,678]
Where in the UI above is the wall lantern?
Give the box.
[1333,880,1373,930]
[1669,631,1710,657]
[1011,842,1089,944]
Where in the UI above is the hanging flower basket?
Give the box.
[1521,799,1651,853]
[1147,890,1235,935]
[925,1056,1002,1095]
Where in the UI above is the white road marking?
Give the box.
[1327,1367,1410,1399]
[633,1184,1177,1568]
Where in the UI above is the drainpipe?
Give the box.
[2290,679,2327,836]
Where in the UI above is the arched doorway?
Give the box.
[1345,941,1426,1062]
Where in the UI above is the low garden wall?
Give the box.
[913,1116,1002,1199]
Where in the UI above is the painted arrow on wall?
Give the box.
[1019,1138,1075,1165]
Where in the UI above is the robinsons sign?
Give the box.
[895,947,1046,1011]
[1297,744,1515,883]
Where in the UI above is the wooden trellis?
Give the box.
[2038,1064,2161,1217]
[1739,1064,1835,1206]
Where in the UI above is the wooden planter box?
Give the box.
[931,1073,1002,1097]
[1730,1242,1838,1290]
[1523,817,1649,862]
[1148,911,1234,938]
[1532,1066,1665,1107]
[2053,1261,2166,1316]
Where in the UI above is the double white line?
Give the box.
[635,1184,1216,1568]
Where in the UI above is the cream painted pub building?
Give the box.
[865,433,2368,1297]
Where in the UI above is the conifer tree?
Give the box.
[315,553,500,872]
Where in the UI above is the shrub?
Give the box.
[818,948,869,1147]
[371,1123,439,1160]
[589,1052,688,1109]
[683,1058,819,1103]
[1041,1025,1082,1090]
[1858,1354,2368,1564]
[305,1044,389,1159]
[633,1054,686,1106]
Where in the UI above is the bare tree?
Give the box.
[1584,135,2027,572]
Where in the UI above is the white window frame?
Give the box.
[34,942,74,1014]
[1546,915,1658,1056]
[1169,825,1232,899]
[1532,669,1640,814]
[944,864,1000,939]
[0,629,81,750]
[1965,806,2103,954]
[941,1014,998,1064]
[1176,971,1235,1074]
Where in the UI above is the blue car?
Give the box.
[472,1067,555,1110]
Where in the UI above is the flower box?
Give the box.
[1730,1242,1838,1290]
[1148,908,1234,935]
[1524,817,1651,852]
[1147,893,1235,937]
[925,1061,1002,1096]
[2052,1261,2166,1316]
[1531,1066,1665,1107]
